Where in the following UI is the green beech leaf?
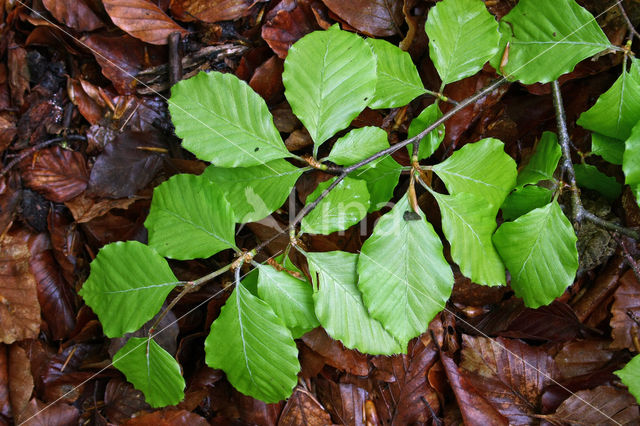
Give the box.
[517,131,561,188]
[205,282,299,403]
[624,121,640,193]
[256,264,319,338]
[145,174,236,260]
[591,133,624,165]
[325,127,388,166]
[578,60,640,140]
[431,191,505,286]
[113,338,185,408]
[493,200,579,308]
[432,138,517,213]
[574,163,622,201]
[283,25,376,150]
[79,241,180,338]
[203,160,303,223]
[501,185,553,221]
[615,354,640,404]
[301,177,370,235]
[352,156,403,212]
[306,251,401,355]
[169,71,289,167]
[366,38,426,109]
[425,0,500,85]
[407,103,445,160]
[497,0,610,84]
[358,194,454,348]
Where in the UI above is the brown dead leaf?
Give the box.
[262,0,321,59]
[610,270,640,350]
[302,328,369,376]
[249,56,284,105]
[0,231,41,344]
[0,114,17,152]
[0,175,21,234]
[7,33,30,107]
[371,338,440,424]
[0,346,8,418]
[42,0,104,32]
[103,0,189,45]
[87,130,167,198]
[8,345,33,423]
[65,193,139,223]
[103,379,151,423]
[322,0,403,36]
[316,377,368,425]
[554,340,616,380]
[441,353,508,425]
[20,146,89,203]
[17,398,79,426]
[278,388,332,426]
[460,335,558,424]
[83,34,166,94]
[499,301,584,342]
[545,385,639,425]
[170,0,253,23]
[67,78,105,126]
[124,408,208,425]
[30,246,76,341]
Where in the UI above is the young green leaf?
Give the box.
[516,131,561,188]
[169,71,289,167]
[112,338,185,408]
[205,281,300,403]
[145,174,236,260]
[256,264,319,338]
[432,138,517,214]
[300,177,370,235]
[352,156,403,213]
[497,0,610,84]
[203,160,303,223]
[407,103,445,160]
[615,354,640,404]
[591,133,624,165]
[624,122,640,207]
[574,163,622,201]
[79,241,180,338]
[325,127,389,166]
[578,59,640,140]
[501,185,553,221]
[357,194,454,348]
[306,251,402,355]
[425,0,500,85]
[431,191,505,286]
[493,200,579,308]
[283,25,376,150]
[366,38,426,109]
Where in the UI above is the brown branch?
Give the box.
[619,1,640,42]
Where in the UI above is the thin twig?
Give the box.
[618,1,640,41]
[168,32,183,87]
[552,80,583,222]
[0,134,87,178]
[552,80,639,239]
[148,263,233,334]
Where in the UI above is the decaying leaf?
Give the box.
[42,0,104,32]
[0,231,41,344]
[278,388,332,426]
[170,0,253,23]
[322,0,403,36]
[545,386,639,425]
[20,146,89,203]
[610,270,640,350]
[103,0,189,45]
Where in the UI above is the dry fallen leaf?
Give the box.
[103,0,189,45]
[0,231,41,344]
[278,388,332,426]
[20,146,89,203]
[42,0,104,32]
[322,0,403,36]
[610,270,640,350]
[170,0,253,23]
[545,385,639,425]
